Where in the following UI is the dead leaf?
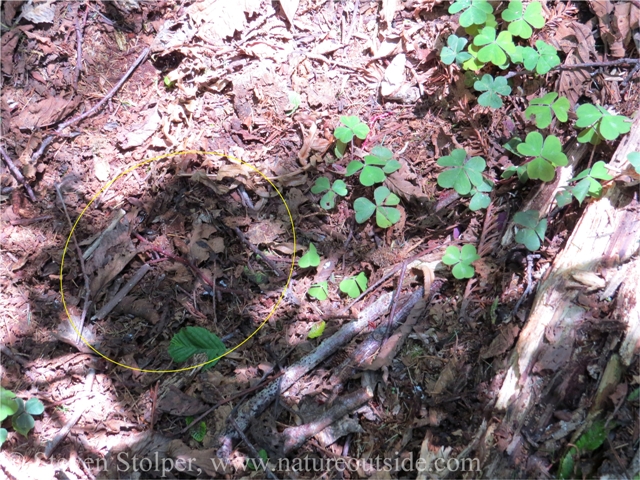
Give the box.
[208,237,225,253]
[187,0,262,41]
[479,325,520,359]
[94,156,110,182]
[314,39,342,55]
[217,162,252,180]
[245,221,284,245]
[118,107,161,149]
[158,386,208,416]
[381,0,400,24]
[280,0,300,25]
[21,0,55,24]
[381,53,407,97]
[14,96,79,130]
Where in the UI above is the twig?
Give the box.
[73,5,89,91]
[382,260,408,345]
[44,369,96,459]
[56,180,92,342]
[83,209,126,260]
[0,145,37,202]
[233,227,284,277]
[32,47,150,162]
[343,0,359,46]
[503,57,640,80]
[91,264,151,320]
[9,215,53,226]
[216,291,394,459]
[281,387,373,454]
[0,345,29,367]
[228,416,280,480]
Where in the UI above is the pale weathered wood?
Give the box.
[478,113,640,476]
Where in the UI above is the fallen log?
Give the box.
[438,114,640,478]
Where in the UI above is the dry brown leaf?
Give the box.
[245,221,284,245]
[279,0,300,25]
[93,156,110,182]
[381,0,400,24]
[21,0,55,24]
[187,0,261,41]
[14,96,79,130]
[118,107,161,149]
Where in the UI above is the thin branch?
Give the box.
[228,416,280,480]
[56,180,92,342]
[503,57,640,80]
[91,264,151,320]
[382,260,408,345]
[0,145,37,202]
[32,47,150,162]
[73,5,89,91]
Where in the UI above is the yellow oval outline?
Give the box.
[60,150,296,373]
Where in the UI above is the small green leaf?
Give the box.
[0,388,19,422]
[359,165,387,186]
[589,161,612,180]
[441,34,473,65]
[556,189,573,208]
[186,417,207,442]
[460,244,480,264]
[575,419,607,451]
[370,145,393,161]
[308,281,329,301]
[469,190,490,210]
[502,1,545,39]
[376,206,401,228]
[452,262,475,279]
[299,243,321,268]
[437,149,487,194]
[334,126,354,143]
[346,161,364,176]
[354,197,376,223]
[335,140,347,159]
[320,191,337,209]
[513,210,546,251]
[24,398,44,416]
[517,132,567,182]
[628,152,640,174]
[525,92,570,128]
[163,76,175,88]
[308,321,326,339]
[311,177,330,194]
[331,179,348,196]
[0,428,7,448]
[12,412,35,437]
[168,326,226,370]
[442,246,462,265]
[474,74,511,109]
[340,272,368,298]
[449,0,494,28]
[474,28,516,66]
[383,159,402,174]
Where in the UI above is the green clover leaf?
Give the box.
[353,187,401,228]
[525,92,570,128]
[334,116,370,143]
[576,104,632,144]
[346,146,398,186]
[521,41,560,74]
[311,177,330,194]
[513,210,547,251]
[308,281,329,301]
[502,1,545,39]
[468,179,493,211]
[442,244,480,279]
[517,132,567,182]
[568,161,612,204]
[441,34,473,65]
[555,189,573,208]
[628,152,640,174]
[473,27,516,66]
[474,74,511,108]
[0,388,19,422]
[449,0,494,28]
[339,272,368,298]
[299,242,321,268]
[437,148,487,195]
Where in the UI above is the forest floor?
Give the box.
[0,1,639,479]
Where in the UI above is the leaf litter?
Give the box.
[0,0,639,478]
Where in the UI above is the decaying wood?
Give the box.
[478,114,640,475]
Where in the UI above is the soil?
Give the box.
[0,1,639,479]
